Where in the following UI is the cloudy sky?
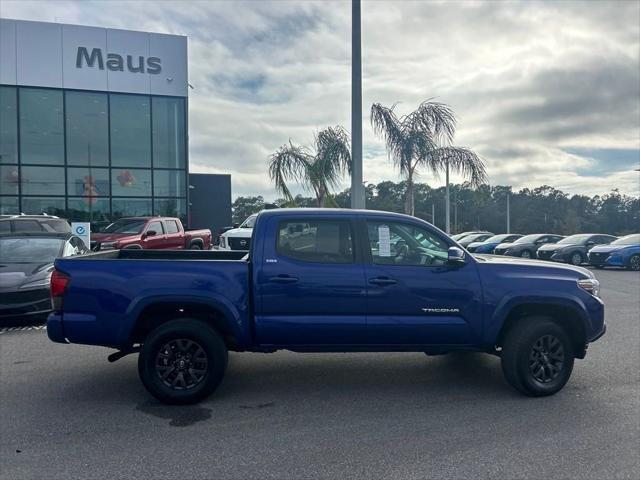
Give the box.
[2,0,639,200]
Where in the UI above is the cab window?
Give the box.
[277,220,354,264]
[146,221,164,234]
[367,220,448,266]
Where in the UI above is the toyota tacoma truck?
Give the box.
[91,217,211,251]
[47,209,605,404]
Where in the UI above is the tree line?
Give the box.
[232,183,639,236]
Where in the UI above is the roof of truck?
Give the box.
[257,208,420,220]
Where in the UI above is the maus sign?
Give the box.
[76,47,162,74]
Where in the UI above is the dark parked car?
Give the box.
[457,232,494,248]
[537,234,617,265]
[466,234,523,253]
[0,214,70,234]
[450,231,490,241]
[494,234,564,258]
[588,234,640,270]
[0,233,88,325]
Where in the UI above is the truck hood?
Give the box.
[0,262,53,291]
[92,232,139,243]
[222,227,252,239]
[475,254,593,278]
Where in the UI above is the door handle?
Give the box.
[369,276,397,286]
[268,274,299,284]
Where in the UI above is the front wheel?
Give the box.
[520,250,532,259]
[138,319,228,405]
[501,317,574,396]
[569,251,583,265]
[628,254,640,271]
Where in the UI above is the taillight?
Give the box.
[50,269,70,311]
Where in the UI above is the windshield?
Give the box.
[514,234,544,244]
[611,234,640,245]
[240,215,257,228]
[0,238,64,263]
[102,219,146,234]
[557,234,592,245]
[463,233,490,242]
[484,234,515,243]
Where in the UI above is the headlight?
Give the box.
[101,242,116,250]
[578,278,600,297]
[18,274,52,290]
[220,236,226,248]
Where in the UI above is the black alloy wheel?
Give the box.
[629,254,640,271]
[528,334,565,383]
[569,252,583,265]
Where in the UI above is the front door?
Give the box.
[256,216,367,346]
[364,218,484,346]
[141,220,166,249]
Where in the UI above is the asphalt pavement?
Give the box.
[1,269,638,480]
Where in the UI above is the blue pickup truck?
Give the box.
[48,209,605,404]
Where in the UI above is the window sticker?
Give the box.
[378,225,391,257]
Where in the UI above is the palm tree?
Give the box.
[268,126,351,207]
[371,101,486,227]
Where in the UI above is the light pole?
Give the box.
[506,191,510,234]
[350,0,365,209]
[445,161,450,233]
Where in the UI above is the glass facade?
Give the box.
[0,85,188,226]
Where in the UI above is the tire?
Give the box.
[501,317,574,397]
[628,254,640,271]
[189,243,203,250]
[138,318,228,405]
[593,265,604,269]
[520,250,532,259]
[569,251,583,266]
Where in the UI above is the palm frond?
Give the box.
[433,146,488,187]
[407,100,457,144]
[268,141,313,201]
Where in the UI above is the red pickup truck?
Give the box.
[90,217,211,251]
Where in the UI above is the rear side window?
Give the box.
[165,220,180,234]
[277,220,354,264]
[41,219,70,233]
[12,219,42,232]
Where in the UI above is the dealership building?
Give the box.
[0,18,231,232]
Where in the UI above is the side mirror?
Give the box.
[447,246,466,265]
[144,230,157,238]
[233,223,240,228]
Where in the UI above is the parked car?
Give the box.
[457,232,494,248]
[537,234,617,265]
[90,217,211,251]
[48,209,605,404]
[493,234,564,258]
[0,232,88,325]
[467,234,523,253]
[218,213,256,251]
[588,234,640,271]
[0,214,70,234]
[451,230,489,241]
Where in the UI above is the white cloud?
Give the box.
[2,0,638,199]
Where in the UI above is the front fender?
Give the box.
[485,291,594,345]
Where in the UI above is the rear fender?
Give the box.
[121,293,246,346]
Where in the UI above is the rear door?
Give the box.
[255,215,367,346]
[163,219,184,249]
[363,217,484,346]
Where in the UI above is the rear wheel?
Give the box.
[501,317,574,396]
[569,251,583,265]
[628,254,640,271]
[520,250,532,259]
[189,243,203,250]
[138,319,227,404]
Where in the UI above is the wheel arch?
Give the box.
[126,296,244,350]
[495,301,589,359]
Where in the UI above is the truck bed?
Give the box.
[51,249,252,348]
